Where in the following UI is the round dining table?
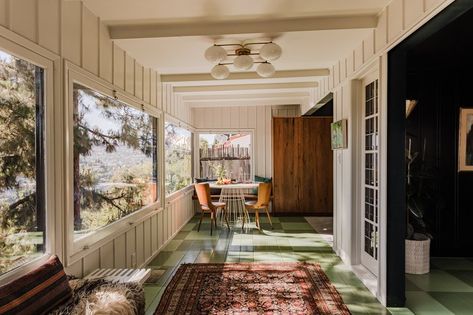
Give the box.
[208,182,259,227]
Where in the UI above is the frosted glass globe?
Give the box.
[233,55,254,70]
[205,45,227,64]
[211,64,230,79]
[259,42,282,61]
[256,63,276,78]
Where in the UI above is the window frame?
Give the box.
[64,62,162,265]
[164,116,194,199]
[195,129,255,181]
[0,34,56,284]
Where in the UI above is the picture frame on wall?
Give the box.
[331,119,348,150]
[458,108,473,171]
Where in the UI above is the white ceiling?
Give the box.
[83,0,391,110]
[115,29,372,74]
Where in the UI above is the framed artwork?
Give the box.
[458,108,473,171]
[331,119,348,150]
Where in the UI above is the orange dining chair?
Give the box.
[243,182,272,230]
[195,183,230,235]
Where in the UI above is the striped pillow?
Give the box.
[0,255,72,315]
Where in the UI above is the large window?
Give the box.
[73,84,157,237]
[199,133,251,181]
[0,50,45,275]
[164,122,192,195]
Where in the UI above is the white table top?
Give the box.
[208,182,259,189]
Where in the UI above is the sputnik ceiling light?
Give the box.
[205,41,282,79]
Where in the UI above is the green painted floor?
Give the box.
[143,216,406,315]
[406,257,473,315]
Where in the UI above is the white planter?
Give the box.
[405,238,431,274]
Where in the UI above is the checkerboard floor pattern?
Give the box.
[144,216,416,315]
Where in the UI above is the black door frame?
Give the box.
[386,0,473,306]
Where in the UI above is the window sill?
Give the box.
[67,201,162,266]
[165,185,194,203]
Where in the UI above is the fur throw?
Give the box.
[49,278,145,315]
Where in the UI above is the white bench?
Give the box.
[85,268,151,285]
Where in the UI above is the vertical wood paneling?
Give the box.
[334,62,340,86]
[354,43,363,71]
[99,23,113,83]
[144,218,151,260]
[363,31,375,62]
[388,0,404,42]
[375,10,388,53]
[114,234,126,267]
[143,68,151,103]
[38,0,60,54]
[151,214,158,252]
[0,0,7,27]
[158,212,163,248]
[136,223,144,266]
[83,249,100,275]
[265,106,272,177]
[230,107,239,128]
[61,1,82,65]
[67,259,83,278]
[125,54,135,94]
[239,106,248,128]
[9,0,37,42]
[248,107,257,128]
[256,106,266,176]
[135,63,143,99]
[81,6,99,75]
[404,0,425,28]
[150,71,157,106]
[126,228,136,267]
[113,44,125,89]
[100,241,114,268]
[156,74,162,109]
[425,0,444,12]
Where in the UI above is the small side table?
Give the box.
[85,268,151,285]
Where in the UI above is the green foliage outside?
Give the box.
[165,122,192,195]
[73,85,157,233]
[0,51,42,274]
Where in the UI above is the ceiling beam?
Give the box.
[162,69,329,83]
[109,14,378,39]
[183,92,310,102]
[188,98,307,108]
[174,82,318,94]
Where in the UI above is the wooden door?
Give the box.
[273,117,333,215]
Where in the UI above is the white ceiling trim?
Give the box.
[173,82,318,94]
[161,69,329,83]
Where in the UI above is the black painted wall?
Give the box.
[406,7,473,256]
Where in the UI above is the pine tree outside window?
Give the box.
[0,49,45,276]
[72,83,158,237]
[164,122,192,196]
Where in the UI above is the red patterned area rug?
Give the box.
[155,262,351,315]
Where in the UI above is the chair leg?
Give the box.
[214,210,218,230]
[242,209,246,231]
[210,211,214,235]
[264,207,273,229]
[197,211,204,232]
[255,211,260,230]
[223,207,230,230]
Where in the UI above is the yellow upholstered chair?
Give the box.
[243,182,272,230]
[195,183,230,235]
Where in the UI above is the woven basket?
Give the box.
[405,238,430,274]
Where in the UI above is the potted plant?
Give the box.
[405,137,435,274]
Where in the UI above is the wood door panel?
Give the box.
[273,117,333,215]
